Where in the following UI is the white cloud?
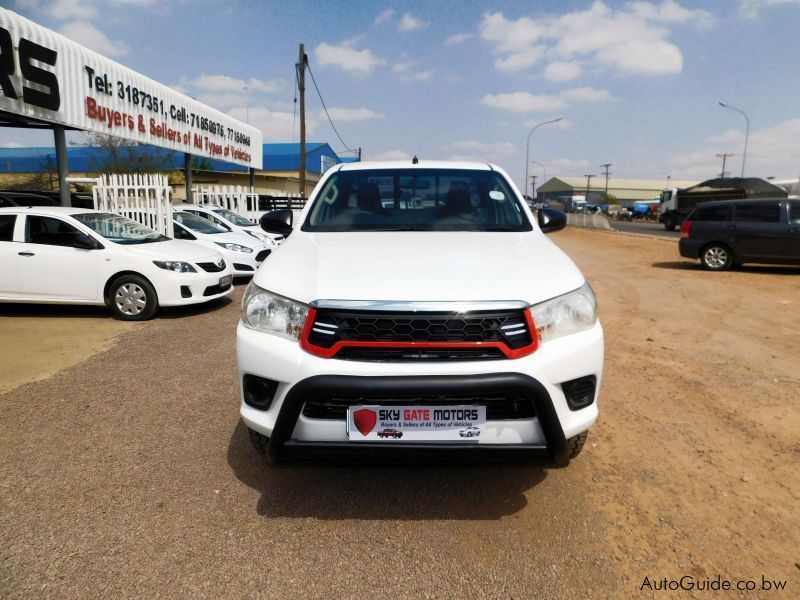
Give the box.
[738,0,800,19]
[369,149,412,161]
[47,0,98,20]
[325,107,383,121]
[227,106,316,142]
[398,12,429,31]
[374,8,395,24]
[480,2,713,76]
[559,86,615,102]
[402,69,436,82]
[482,87,613,112]
[393,60,435,81]
[444,32,473,46]
[180,74,285,94]
[0,141,26,148]
[482,92,567,113]
[315,42,386,73]
[544,61,582,81]
[448,140,517,161]
[58,21,128,56]
[668,118,800,179]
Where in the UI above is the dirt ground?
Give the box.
[1,228,798,598]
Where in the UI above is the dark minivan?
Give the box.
[679,198,800,270]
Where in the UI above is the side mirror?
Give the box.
[260,209,293,237]
[538,208,567,234]
[73,233,100,250]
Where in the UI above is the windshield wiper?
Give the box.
[477,226,521,231]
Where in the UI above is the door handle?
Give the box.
[18,252,35,257]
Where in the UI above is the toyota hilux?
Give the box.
[237,160,603,465]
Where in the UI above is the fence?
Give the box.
[91,173,174,237]
[192,185,306,221]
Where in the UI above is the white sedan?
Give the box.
[0,207,234,320]
[172,211,270,277]
[173,203,284,246]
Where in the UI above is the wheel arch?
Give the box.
[103,270,154,305]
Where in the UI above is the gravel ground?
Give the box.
[1,228,798,598]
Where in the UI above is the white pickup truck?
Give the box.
[236,160,604,465]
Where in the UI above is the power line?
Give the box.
[306,62,357,155]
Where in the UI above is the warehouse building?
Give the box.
[537,176,698,207]
[0,142,342,198]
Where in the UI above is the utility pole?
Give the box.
[530,175,537,200]
[584,174,594,204]
[600,163,612,195]
[716,153,733,178]
[357,147,362,162]
[297,44,307,197]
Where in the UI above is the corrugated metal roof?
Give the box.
[0,142,341,174]
[538,176,698,192]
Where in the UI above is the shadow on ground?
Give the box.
[652,261,800,275]
[0,295,233,320]
[227,421,546,520]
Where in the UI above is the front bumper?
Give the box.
[237,321,603,465]
[157,268,235,306]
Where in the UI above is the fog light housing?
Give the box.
[243,375,278,411]
[561,375,596,411]
[180,286,192,298]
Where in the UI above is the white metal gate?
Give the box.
[192,185,261,221]
[92,173,174,237]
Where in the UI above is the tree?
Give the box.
[600,192,619,204]
[85,132,174,174]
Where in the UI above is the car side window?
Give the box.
[26,215,83,247]
[789,203,800,224]
[693,206,730,221]
[0,197,12,208]
[0,215,16,241]
[173,224,196,240]
[733,203,780,223]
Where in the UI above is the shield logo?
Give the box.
[353,409,377,436]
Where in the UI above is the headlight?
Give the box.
[215,242,253,253]
[530,281,597,343]
[241,283,309,341]
[246,230,273,245]
[153,260,196,273]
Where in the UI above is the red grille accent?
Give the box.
[299,308,539,359]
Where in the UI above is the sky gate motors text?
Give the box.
[378,408,481,421]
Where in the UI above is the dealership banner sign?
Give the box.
[0,8,262,169]
[347,405,487,442]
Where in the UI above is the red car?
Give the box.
[377,428,403,439]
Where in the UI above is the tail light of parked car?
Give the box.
[680,220,692,238]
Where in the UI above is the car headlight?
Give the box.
[215,242,253,253]
[246,230,273,245]
[241,283,309,341]
[153,260,196,273]
[529,281,597,343]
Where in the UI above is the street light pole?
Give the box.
[718,101,749,177]
[525,117,563,199]
[584,174,594,204]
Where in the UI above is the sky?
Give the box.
[4,0,800,189]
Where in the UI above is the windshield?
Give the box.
[302,168,532,232]
[175,211,227,234]
[212,208,254,226]
[72,212,167,244]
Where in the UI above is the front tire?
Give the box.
[663,215,676,231]
[247,427,270,456]
[109,275,159,320]
[701,243,734,271]
[567,431,588,459]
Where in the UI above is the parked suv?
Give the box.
[237,161,603,465]
[679,199,800,270]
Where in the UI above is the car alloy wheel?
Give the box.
[115,283,147,315]
[702,245,732,270]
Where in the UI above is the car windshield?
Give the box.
[72,212,167,244]
[174,211,227,234]
[303,168,532,232]
[212,208,254,226]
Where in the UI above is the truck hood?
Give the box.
[252,231,585,305]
